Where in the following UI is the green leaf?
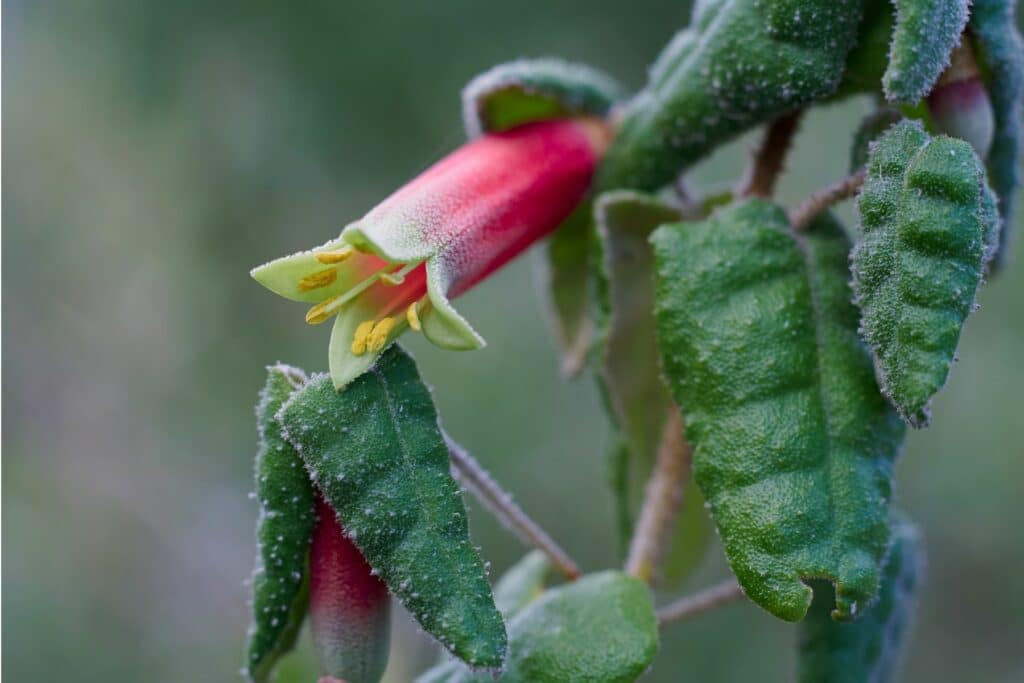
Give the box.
[835,0,895,98]
[598,0,863,192]
[246,364,316,683]
[882,0,970,103]
[462,59,624,137]
[799,516,923,683]
[594,191,713,579]
[852,120,996,427]
[278,346,507,670]
[417,572,658,683]
[541,205,595,377]
[970,0,1024,269]
[652,201,905,622]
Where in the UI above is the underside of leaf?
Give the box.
[653,200,905,622]
[883,0,970,103]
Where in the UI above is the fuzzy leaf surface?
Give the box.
[246,364,316,683]
[598,0,863,192]
[883,0,969,102]
[799,516,923,683]
[970,0,1024,268]
[417,572,658,683]
[652,201,905,622]
[279,347,506,670]
[852,120,996,427]
[462,59,623,137]
[541,206,594,377]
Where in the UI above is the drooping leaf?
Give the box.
[541,205,595,377]
[462,59,624,137]
[970,0,1024,268]
[799,516,923,683]
[652,201,905,622]
[246,364,316,683]
[278,347,507,670]
[882,0,970,103]
[835,0,895,98]
[598,0,864,193]
[417,572,658,683]
[852,120,997,427]
[849,109,903,172]
[594,190,712,579]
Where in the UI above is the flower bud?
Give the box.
[928,38,995,157]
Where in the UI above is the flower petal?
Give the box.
[251,237,385,304]
[421,258,485,351]
[329,306,407,390]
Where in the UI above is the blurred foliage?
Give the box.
[2,1,1022,682]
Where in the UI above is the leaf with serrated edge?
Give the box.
[883,0,969,103]
[852,120,996,427]
[246,364,316,683]
[970,0,1024,268]
[653,200,905,622]
[461,58,623,137]
[799,516,923,683]
[278,347,507,670]
[416,571,658,683]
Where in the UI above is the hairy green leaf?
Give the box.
[598,0,863,192]
[799,516,923,683]
[541,205,594,377]
[246,364,316,683]
[595,191,712,578]
[278,347,507,670]
[462,58,623,137]
[852,120,996,427]
[970,0,1024,268]
[883,0,969,103]
[835,0,895,98]
[416,572,658,683]
[652,201,905,622]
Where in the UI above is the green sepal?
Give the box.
[970,0,1024,269]
[416,572,658,683]
[852,120,996,427]
[652,201,905,622]
[883,0,970,103]
[246,364,317,683]
[278,347,507,671]
[462,59,624,137]
[799,516,923,683]
[598,0,863,193]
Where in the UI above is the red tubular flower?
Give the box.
[310,496,391,683]
[252,117,611,388]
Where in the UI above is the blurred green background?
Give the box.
[4,1,1023,681]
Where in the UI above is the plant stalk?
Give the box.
[789,167,867,229]
[737,110,803,199]
[656,579,745,626]
[445,433,582,580]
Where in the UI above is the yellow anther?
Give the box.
[406,302,421,332]
[367,317,397,353]
[306,295,342,325]
[297,268,338,292]
[351,320,377,355]
[314,247,354,264]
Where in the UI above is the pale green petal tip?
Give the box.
[342,220,432,264]
[423,260,485,351]
[328,307,409,390]
[250,236,348,303]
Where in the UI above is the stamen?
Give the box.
[379,262,418,287]
[367,318,397,352]
[406,302,421,332]
[306,295,343,324]
[297,268,338,291]
[315,246,355,264]
[351,320,377,355]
